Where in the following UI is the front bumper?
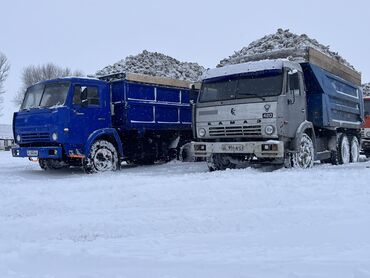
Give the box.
[12,146,63,159]
[192,141,284,158]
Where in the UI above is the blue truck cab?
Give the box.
[12,73,197,172]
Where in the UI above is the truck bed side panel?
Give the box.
[112,81,192,131]
[302,63,363,129]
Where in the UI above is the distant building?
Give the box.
[0,124,14,151]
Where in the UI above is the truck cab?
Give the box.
[12,74,196,172]
[12,77,122,171]
[192,57,363,170]
[192,60,307,169]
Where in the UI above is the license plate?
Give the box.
[222,144,244,152]
[262,113,273,118]
[27,150,39,157]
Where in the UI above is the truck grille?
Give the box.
[361,129,365,138]
[209,125,262,137]
[21,132,50,143]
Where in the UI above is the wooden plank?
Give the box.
[125,73,191,89]
[307,48,361,86]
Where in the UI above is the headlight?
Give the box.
[366,131,370,137]
[198,128,206,137]
[265,125,275,135]
[16,135,21,142]
[52,133,58,141]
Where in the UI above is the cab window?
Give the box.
[73,85,100,106]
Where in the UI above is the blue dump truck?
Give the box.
[12,73,197,172]
[192,47,364,170]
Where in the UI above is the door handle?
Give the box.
[98,117,106,121]
[301,109,305,113]
[75,112,85,116]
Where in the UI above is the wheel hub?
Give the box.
[94,148,114,171]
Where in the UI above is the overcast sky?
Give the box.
[1,0,369,124]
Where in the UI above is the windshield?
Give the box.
[365,99,370,116]
[21,82,70,110]
[199,71,283,103]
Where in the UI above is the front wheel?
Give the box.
[39,159,67,170]
[291,133,314,168]
[180,143,195,162]
[207,154,236,171]
[85,140,119,173]
[39,159,48,170]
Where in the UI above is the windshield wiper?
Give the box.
[239,93,266,101]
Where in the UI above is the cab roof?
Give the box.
[202,59,302,81]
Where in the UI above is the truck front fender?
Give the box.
[291,121,316,151]
[84,128,123,158]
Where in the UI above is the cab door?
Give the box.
[286,70,306,137]
[68,83,111,145]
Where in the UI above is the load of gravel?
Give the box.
[96,50,205,82]
[218,29,355,70]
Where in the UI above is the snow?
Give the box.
[202,59,299,80]
[96,50,205,82]
[2,152,370,277]
[219,29,356,70]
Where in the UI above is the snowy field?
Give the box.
[2,151,370,278]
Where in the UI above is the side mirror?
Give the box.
[189,84,199,104]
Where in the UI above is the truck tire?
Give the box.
[207,154,236,171]
[180,143,195,162]
[291,133,314,168]
[335,133,350,165]
[85,140,119,173]
[350,136,360,163]
[39,159,48,170]
[39,159,67,170]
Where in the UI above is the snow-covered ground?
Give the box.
[2,152,370,278]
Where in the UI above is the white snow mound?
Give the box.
[96,50,205,82]
[218,28,355,69]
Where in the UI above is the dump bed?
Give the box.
[107,73,196,131]
[302,63,363,129]
[230,47,361,86]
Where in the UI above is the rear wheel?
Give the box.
[85,140,119,173]
[350,136,360,163]
[207,154,236,171]
[336,134,350,165]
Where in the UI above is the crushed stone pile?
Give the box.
[96,50,205,82]
[363,83,370,96]
[218,29,355,70]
